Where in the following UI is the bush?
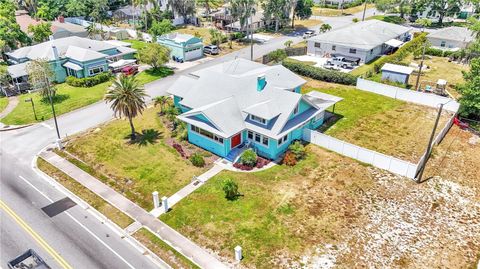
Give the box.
[282,58,358,85]
[240,149,257,167]
[282,151,297,166]
[230,32,245,40]
[425,47,444,57]
[65,72,112,87]
[352,18,359,23]
[288,141,306,160]
[222,178,239,200]
[267,49,288,63]
[189,153,205,167]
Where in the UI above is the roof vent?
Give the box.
[257,74,266,92]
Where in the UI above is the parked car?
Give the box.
[204,45,219,55]
[326,56,354,69]
[121,65,138,76]
[302,30,315,39]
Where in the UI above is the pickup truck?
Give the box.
[325,56,354,69]
[7,249,51,269]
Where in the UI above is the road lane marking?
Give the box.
[18,175,136,269]
[0,199,73,269]
[40,123,54,130]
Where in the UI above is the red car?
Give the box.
[121,65,138,76]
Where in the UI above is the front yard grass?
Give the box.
[303,79,451,162]
[124,39,149,50]
[312,3,374,16]
[64,107,210,210]
[0,97,8,113]
[366,15,406,24]
[37,157,134,228]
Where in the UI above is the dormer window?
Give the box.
[250,114,267,125]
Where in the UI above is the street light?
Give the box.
[24,98,37,121]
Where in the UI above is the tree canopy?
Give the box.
[28,22,53,43]
[0,0,30,49]
[138,43,171,69]
[459,58,480,119]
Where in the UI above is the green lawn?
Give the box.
[366,15,406,24]
[0,97,8,113]
[161,145,376,267]
[124,39,149,50]
[1,67,172,125]
[312,3,374,16]
[64,107,209,210]
[1,81,111,125]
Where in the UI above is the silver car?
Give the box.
[204,45,219,55]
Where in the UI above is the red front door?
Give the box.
[231,133,241,149]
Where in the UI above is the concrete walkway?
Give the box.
[0,96,19,119]
[150,164,224,217]
[40,150,228,269]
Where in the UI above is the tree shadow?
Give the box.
[317,111,344,133]
[40,94,70,104]
[126,129,163,146]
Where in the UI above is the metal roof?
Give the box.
[427,26,474,43]
[381,63,414,75]
[63,61,83,71]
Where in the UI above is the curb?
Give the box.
[0,123,34,132]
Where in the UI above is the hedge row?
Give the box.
[282,58,358,85]
[66,72,112,87]
[370,32,428,74]
[425,47,458,58]
[316,0,363,9]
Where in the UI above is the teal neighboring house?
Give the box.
[167,59,342,161]
[157,33,203,62]
[6,36,136,86]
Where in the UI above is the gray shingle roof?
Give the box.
[169,59,341,139]
[427,26,475,43]
[65,46,107,61]
[310,19,411,50]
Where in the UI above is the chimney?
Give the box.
[257,75,266,91]
[52,45,59,60]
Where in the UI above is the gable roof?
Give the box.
[310,19,411,50]
[169,59,340,139]
[65,46,107,61]
[159,33,202,44]
[427,26,475,43]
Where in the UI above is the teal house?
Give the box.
[157,33,203,62]
[168,59,342,161]
[6,36,136,85]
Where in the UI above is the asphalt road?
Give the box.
[0,10,376,269]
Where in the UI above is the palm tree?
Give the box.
[105,75,148,141]
[284,40,293,47]
[320,23,331,33]
[154,96,168,115]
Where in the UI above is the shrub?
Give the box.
[282,58,358,85]
[267,49,288,63]
[352,18,359,23]
[65,72,112,87]
[240,149,257,167]
[190,153,205,167]
[425,47,444,57]
[288,141,306,160]
[283,150,297,166]
[256,157,270,168]
[230,32,245,40]
[222,178,239,200]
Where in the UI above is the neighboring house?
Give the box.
[15,11,88,40]
[381,63,414,84]
[307,20,411,63]
[427,26,475,51]
[157,33,204,61]
[6,36,136,88]
[167,59,342,161]
[226,11,266,32]
[112,5,143,23]
[313,0,356,5]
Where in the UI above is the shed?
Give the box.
[381,63,414,84]
[157,33,204,62]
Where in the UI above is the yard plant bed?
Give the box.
[160,145,480,268]
[37,157,134,228]
[303,79,452,162]
[63,107,212,210]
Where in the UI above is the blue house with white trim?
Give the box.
[157,33,204,62]
[167,59,342,161]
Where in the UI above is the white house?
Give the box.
[307,20,411,63]
[427,26,475,51]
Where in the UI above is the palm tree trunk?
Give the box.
[128,116,136,140]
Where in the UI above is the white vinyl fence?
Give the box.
[303,129,418,179]
[356,78,460,112]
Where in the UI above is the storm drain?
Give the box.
[41,197,76,217]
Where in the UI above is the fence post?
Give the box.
[152,191,160,208]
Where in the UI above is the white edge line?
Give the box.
[30,146,172,269]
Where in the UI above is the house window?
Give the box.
[314,42,321,48]
[278,134,288,146]
[190,125,224,144]
[88,65,105,76]
[349,48,357,54]
[293,104,299,115]
[255,133,261,143]
[332,45,336,51]
[370,49,373,54]
[440,41,446,47]
[250,114,267,125]
[247,130,270,147]
[262,136,269,146]
[247,130,253,139]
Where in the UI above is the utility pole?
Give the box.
[415,41,427,91]
[25,98,37,121]
[362,0,368,21]
[415,103,444,183]
[43,71,61,140]
[250,13,254,61]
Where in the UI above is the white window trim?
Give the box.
[88,64,105,76]
[190,125,224,145]
[278,134,288,146]
[247,130,269,147]
[250,114,267,125]
[314,111,324,121]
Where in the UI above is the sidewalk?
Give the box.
[40,150,228,269]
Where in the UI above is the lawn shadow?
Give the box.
[126,129,163,146]
[40,94,70,104]
[317,111,344,133]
